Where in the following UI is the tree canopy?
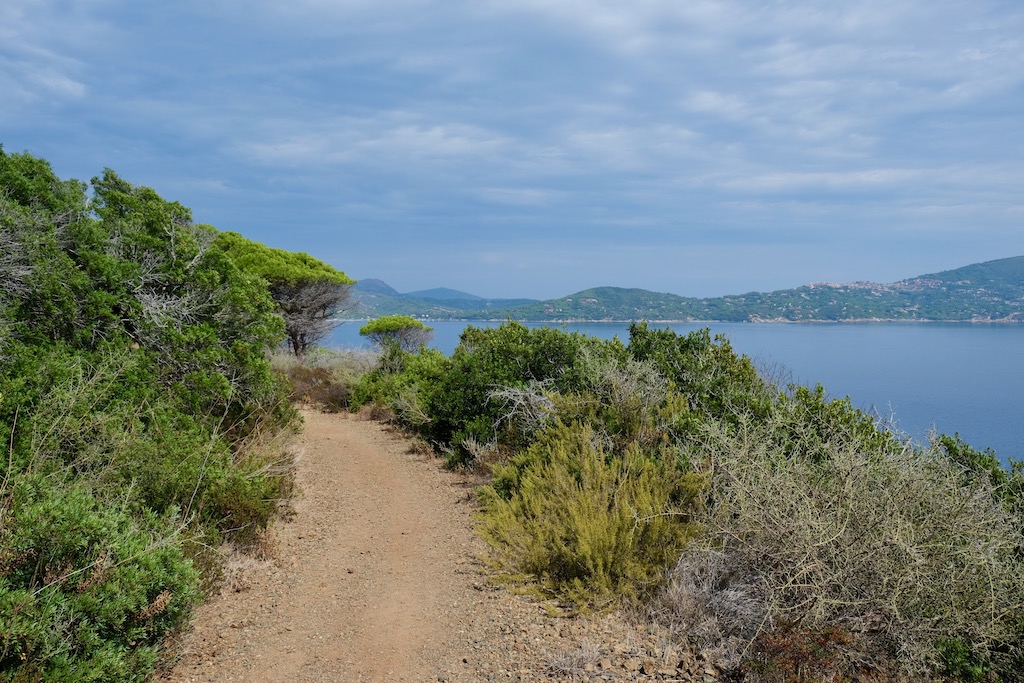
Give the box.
[359,315,433,352]
[213,231,355,356]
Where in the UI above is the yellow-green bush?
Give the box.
[480,422,705,609]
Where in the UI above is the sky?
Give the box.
[2,1,1022,300]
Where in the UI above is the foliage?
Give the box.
[0,479,198,679]
[659,413,1024,678]
[935,433,1024,513]
[0,147,311,679]
[212,231,353,286]
[271,347,377,413]
[422,322,621,465]
[479,422,704,610]
[339,312,1024,677]
[627,323,773,426]
[213,231,355,356]
[359,315,433,353]
[350,346,450,427]
[0,478,201,683]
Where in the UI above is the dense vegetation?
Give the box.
[0,148,340,681]
[352,256,1024,322]
[353,320,1024,681]
[213,232,354,357]
[5,145,1023,681]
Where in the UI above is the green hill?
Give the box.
[357,256,1024,322]
[350,280,538,318]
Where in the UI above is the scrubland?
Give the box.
[4,145,1023,682]
[350,321,1024,681]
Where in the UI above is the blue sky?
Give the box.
[2,1,1022,299]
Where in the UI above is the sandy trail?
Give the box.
[166,410,684,683]
[167,410,490,682]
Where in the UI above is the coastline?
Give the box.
[338,317,1024,325]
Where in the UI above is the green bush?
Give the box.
[480,422,705,609]
[423,323,624,465]
[350,345,450,425]
[627,322,774,431]
[0,477,200,682]
[0,148,306,679]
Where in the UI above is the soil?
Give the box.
[164,410,713,683]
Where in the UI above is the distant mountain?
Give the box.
[350,256,1023,323]
[461,256,1024,323]
[354,278,400,296]
[348,279,538,318]
[405,287,484,301]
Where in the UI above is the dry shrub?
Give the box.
[653,548,768,670]
[356,401,394,422]
[489,379,556,441]
[271,347,376,412]
[307,367,351,411]
[404,436,434,458]
[216,541,273,593]
[657,417,1024,678]
[741,619,858,683]
[392,386,432,426]
[544,641,603,677]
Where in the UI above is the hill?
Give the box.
[365,256,1023,323]
[405,287,483,301]
[350,280,538,318]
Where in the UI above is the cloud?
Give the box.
[476,187,561,207]
[720,168,924,193]
[4,0,1023,298]
[235,117,517,172]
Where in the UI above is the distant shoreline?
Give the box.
[338,317,1024,325]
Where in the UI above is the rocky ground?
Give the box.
[163,410,716,683]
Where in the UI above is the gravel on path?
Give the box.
[164,410,710,683]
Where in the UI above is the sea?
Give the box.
[328,321,1024,465]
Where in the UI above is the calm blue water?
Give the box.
[329,321,1024,463]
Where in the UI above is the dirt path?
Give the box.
[165,411,705,683]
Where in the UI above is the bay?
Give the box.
[329,320,1024,464]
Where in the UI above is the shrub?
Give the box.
[0,477,200,682]
[0,149,306,679]
[658,413,1024,678]
[272,346,376,413]
[424,323,625,465]
[350,344,449,422]
[741,620,857,683]
[627,322,775,431]
[479,422,705,610]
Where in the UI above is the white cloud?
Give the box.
[477,187,560,206]
[5,0,1024,295]
[236,117,515,168]
[722,168,923,193]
